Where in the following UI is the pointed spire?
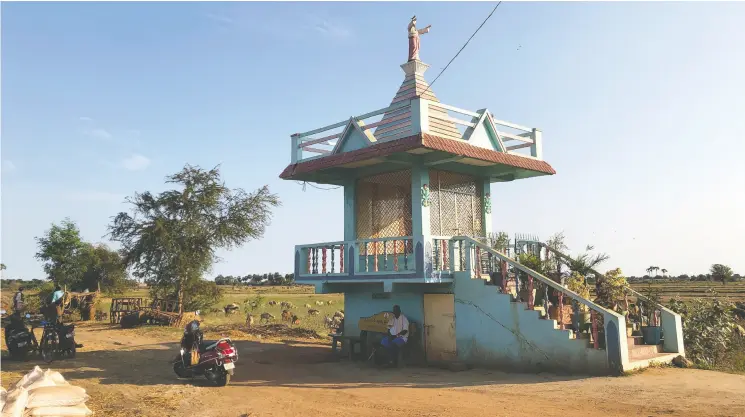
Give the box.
[373,60,462,141]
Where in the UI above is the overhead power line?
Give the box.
[421,2,503,97]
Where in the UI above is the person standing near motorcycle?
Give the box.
[44,286,66,323]
[13,287,24,313]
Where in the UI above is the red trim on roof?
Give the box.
[279,133,556,179]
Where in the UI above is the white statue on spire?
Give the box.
[408,16,431,62]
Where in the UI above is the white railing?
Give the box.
[290,101,413,163]
[295,236,416,277]
[289,99,544,164]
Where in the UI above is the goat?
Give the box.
[281,309,292,322]
[260,312,275,323]
[268,301,278,306]
[308,309,320,316]
[324,315,334,328]
[327,300,334,305]
[304,303,312,309]
[333,311,344,320]
[246,314,255,328]
[281,301,295,310]
[224,304,240,316]
[315,301,325,306]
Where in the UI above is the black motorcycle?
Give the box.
[35,320,79,363]
[4,313,38,361]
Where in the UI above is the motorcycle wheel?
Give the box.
[41,334,56,364]
[212,368,230,387]
[173,361,189,378]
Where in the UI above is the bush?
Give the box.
[667,293,737,367]
[182,279,223,312]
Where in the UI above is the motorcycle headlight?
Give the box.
[180,348,185,355]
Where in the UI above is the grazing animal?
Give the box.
[246,314,255,328]
[333,311,344,320]
[281,301,295,310]
[324,316,334,328]
[308,309,320,316]
[327,300,334,305]
[291,315,300,326]
[224,303,240,316]
[304,303,312,309]
[260,312,275,323]
[268,301,278,306]
[315,301,324,306]
[281,309,292,322]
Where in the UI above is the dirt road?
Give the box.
[2,323,744,417]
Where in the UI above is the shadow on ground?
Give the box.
[2,337,589,390]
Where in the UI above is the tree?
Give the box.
[108,164,280,313]
[567,245,610,278]
[1,263,6,270]
[710,264,733,286]
[488,231,510,252]
[661,268,668,277]
[35,219,89,287]
[80,243,133,294]
[646,266,654,277]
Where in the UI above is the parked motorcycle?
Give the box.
[4,313,38,361]
[172,313,238,386]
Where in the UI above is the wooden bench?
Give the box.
[358,311,420,367]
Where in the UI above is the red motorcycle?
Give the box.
[173,318,238,386]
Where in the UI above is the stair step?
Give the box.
[627,336,644,346]
[628,344,663,360]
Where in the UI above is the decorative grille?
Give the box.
[356,170,412,247]
[429,170,483,237]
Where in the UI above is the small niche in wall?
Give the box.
[372,293,391,299]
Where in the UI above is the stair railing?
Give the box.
[538,244,684,355]
[451,236,626,352]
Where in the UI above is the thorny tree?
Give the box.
[108,165,280,313]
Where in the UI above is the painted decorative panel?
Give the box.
[356,170,413,246]
[429,170,483,237]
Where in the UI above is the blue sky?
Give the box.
[2,2,744,280]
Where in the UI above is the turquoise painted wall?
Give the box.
[338,124,371,153]
[452,275,610,375]
[344,291,424,338]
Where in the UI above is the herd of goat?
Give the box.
[221,299,344,330]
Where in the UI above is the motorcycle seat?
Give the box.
[199,340,219,352]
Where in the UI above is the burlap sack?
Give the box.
[25,403,93,417]
[14,367,44,390]
[1,387,29,417]
[25,386,88,409]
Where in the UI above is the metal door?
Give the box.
[423,294,457,362]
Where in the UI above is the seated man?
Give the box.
[379,305,409,366]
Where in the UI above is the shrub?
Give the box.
[566,272,590,312]
[182,279,223,312]
[667,293,737,367]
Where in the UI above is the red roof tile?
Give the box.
[279,133,556,179]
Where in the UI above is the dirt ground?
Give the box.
[2,322,744,417]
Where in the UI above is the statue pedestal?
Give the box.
[401,60,430,77]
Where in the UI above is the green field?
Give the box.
[95,286,346,337]
[628,281,745,303]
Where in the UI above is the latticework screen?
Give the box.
[356,170,413,243]
[429,170,483,237]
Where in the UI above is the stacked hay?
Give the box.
[1,366,92,416]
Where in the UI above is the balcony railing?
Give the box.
[296,237,416,278]
[290,98,543,164]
